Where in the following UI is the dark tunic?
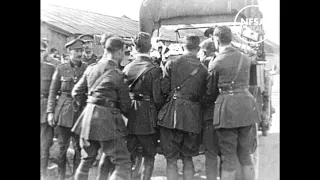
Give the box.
[71,58,131,141]
[122,55,164,135]
[47,61,87,128]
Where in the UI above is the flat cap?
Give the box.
[77,34,94,42]
[204,27,215,37]
[104,37,125,52]
[132,32,152,46]
[199,38,216,54]
[182,34,200,48]
[65,39,84,49]
[213,25,232,43]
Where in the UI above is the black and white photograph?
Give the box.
[40,0,279,179]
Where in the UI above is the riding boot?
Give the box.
[182,157,194,180]
[109,163,132,180]
[74,170,89,180]
[205,154,218,180]
[141,157,154,180]
[97,155,115,180]
[40,157,49,179]
[58,167,66,180]
[220,170,236,180]
[241,165,255,180]
[73,151,81,175]
[166,159,178,180]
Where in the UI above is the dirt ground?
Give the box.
[46,75,279,180]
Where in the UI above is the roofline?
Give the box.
[43,4,138,22]
[41,20,74,36]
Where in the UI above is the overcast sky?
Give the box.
[41,0,279,44]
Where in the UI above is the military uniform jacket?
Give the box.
[204,46,261,129]
[82,53,98,65]
[122,55,164,135]
[41,62,55,123]
[47,61,88,128]
[158,53,208,134]
[71,58,131,141]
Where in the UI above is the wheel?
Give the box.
[131,154,144,178]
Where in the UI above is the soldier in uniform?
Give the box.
[77,34,98,65]
[157,35,208,180]
[122,32,164,180]
[47,39,88,180]
[41,40,56,180]
[205,25,260,180]
[71,35,132,180]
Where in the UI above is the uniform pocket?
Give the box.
[213,96,224,126]
[59,99,75,127]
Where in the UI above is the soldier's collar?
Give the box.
[70,60,82,67]
[219,45,236,55]
[134,53,150,59]
[99,57,118,67]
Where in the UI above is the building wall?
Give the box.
[41,23,71,55]
[41,22,104,57]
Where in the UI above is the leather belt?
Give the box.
[172,94,199,103]
[61,92,72,98]
[87,96,120,108]
[129,93,151,101]
[219,87,249,95]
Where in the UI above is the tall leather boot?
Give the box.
[58,167,66,180]
[58,153,67,180]
[141,157,155,180]
[41,157,49,179]
[109,163,132,180]
[205,154,218,180]
[73,151,81,175]
[166,159,178,180]
[74,169,89,180]
[182,157,194,180]
[241,165,255,180]
[220,171,236,180]
[97,155,115,180]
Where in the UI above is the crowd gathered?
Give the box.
[41,25,261,180]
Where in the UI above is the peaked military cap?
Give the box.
[77,34,94,42]
[204,27,215,38]
[213,25,232,43]
[65,39,84,49]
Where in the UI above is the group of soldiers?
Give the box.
[41,25,261,180]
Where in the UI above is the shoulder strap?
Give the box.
[88,68,113,95]
[166,63,202,101]
[231,53,244,84]
[128,63,156,91]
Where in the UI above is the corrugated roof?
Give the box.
[41,5,139,37]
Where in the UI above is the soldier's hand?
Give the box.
[47,113,55,127]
